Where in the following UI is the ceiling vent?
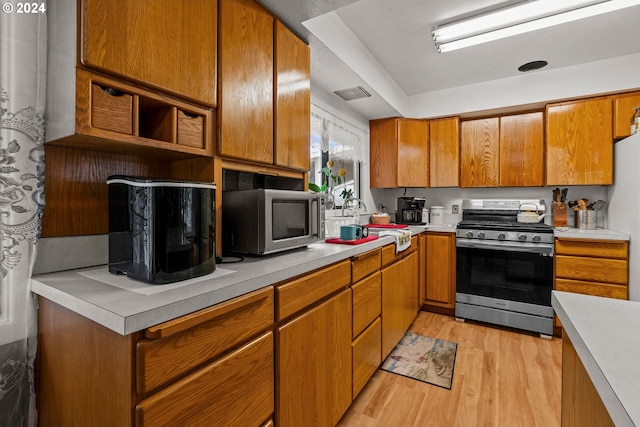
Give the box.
[518,60,548,72]
[333,86,372,101]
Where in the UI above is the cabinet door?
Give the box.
[274,21,311,171]
[81,0,217,106]
[397,119,429,187]
[612,91,640,139]
[499,112,544,187]
[370,118,398,188]
[425,233,456,308]
[403,250,419,330]
[381,259,405,359]
[546,97,613,185]
[277,290,352,427]
[429,117,459,187]
[218,0,274,164]
[460,118,500,187]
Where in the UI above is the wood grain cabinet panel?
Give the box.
[403,250,419,330]
[352,318,382,399]
[460,117,500,187]
[429,117,459,187]
[555,256,627,285]
[499,112,544,187]
[425,232,456,309]
[274,20,311,171]
[555,238,628,259]
[351,248,382,283]
[370,118,428,188]
[135,332,274,427]
[352,272,382,339]
[137,287,273,395]
[81,0,217,106]
[546,97,613,185]
[218,0,274,164]
[612,91,640,139]
[381,259,405,359]
[277,290,352,427]
[276,260,351,320]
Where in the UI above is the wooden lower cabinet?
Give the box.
[424,232,456,310]
[403,250,419,329]
[135,332,274,427]
[561,333,615,427]
[352,318,382,399]
[38,287,275,427]
[276,289,352,427]
[381,258,406,359]
[554,238,629,328]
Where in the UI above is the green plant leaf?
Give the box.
[308,182,322,193]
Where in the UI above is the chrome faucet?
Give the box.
[342,197,367,217]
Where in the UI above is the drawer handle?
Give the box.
[98,85,125,97]
[180,110,199,119]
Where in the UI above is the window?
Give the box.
[310,104,366,209]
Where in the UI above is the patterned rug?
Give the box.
[381,332,458,390]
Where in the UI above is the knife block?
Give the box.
[553,202,568,227]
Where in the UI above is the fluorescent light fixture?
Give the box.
[433,0,640,53]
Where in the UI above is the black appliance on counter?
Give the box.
[455,199,554,337]
[107,176,216,284]
[397,196,426,225]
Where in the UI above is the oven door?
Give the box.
[456,239,553,307]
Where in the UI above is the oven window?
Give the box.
[272,199,309,240]
[456,246,553,306]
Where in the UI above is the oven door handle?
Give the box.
[456,239,554,255]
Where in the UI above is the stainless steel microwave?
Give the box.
[223,189,325,255]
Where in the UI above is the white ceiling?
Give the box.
[260,0,640,121]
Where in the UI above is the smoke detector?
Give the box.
[333,86,372,101]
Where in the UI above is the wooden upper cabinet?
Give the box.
[81,0,217,107]
[370,118,428,188]
[460,117,499,187]
[612,91,640,139]
[546,97,613,186]
[218,0,274,164]
[274,21,311,171]
[499,112,544,187]
[429,117,459,187]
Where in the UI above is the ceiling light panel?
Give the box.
[433,0,640,53]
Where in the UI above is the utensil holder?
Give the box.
[575,210,596,230]
[553,202,568,227]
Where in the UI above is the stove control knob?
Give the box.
[478,232,486,239]
[518,234,528,241]
[532,235,542,243]
[465,231,474,238]
[498,233,506,240]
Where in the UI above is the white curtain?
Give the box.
[0,6,47,427]
[310,103,367,207]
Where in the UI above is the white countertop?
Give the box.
[32,234,404,335]
[552,291,640,427]
[553,227,630,241]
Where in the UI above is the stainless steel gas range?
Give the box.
[455,199,554,337]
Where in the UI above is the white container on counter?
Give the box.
[429,205,444,225]
[422,207,429,224]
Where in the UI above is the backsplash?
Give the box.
[371,185,609,227]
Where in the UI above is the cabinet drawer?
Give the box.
[381,236,417,266]
[136,287,273,395]
[556,278,628,300]
[351,248,381,283]
[555,239,628,259]
[276,260,351,320]
[136,332,274,427]
[555,255,628,285]
[177,110,205,149]
[91,83,134,134]
[352,317,381,400]
[352,272,381,338]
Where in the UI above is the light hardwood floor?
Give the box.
[338,311,562,427]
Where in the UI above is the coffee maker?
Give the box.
[397,197,426,225]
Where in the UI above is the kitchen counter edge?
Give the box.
[32,231,425,336]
